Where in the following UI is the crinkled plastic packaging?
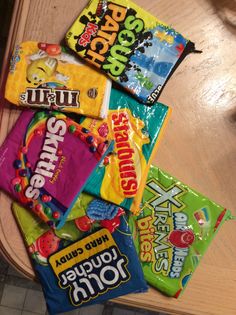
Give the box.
[66,0,195,104]
[79,88,170,213]
[13,195,148,315]
[129,165,233,297]
[5,41,111,118]
[0,110,112,229]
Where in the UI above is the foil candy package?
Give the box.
[0,110,112,229]
[5,41,111,118]
[66,0,196,104]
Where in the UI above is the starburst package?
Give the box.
[13,197,148,315]
[129,165,233,297]
[66,0,197,104]
[0,110,112,229]
[79,88,170,213]
[5,41,111,118]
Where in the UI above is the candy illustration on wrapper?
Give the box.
[12,199,148,314]
[66,0,199,104]
[129,165,233,298]
[79,88,170,214]
[5,41,111,118]
[0,110,113,229]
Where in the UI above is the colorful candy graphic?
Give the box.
[0,110,112,229]
[168,229,195,248]
[29,230,61,265]
[194,207,209,226]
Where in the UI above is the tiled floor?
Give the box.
[0,254,168,315]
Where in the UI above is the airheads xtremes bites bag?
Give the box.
[13,196,148,315]
[5,41,111,118]
[129,165,234,298]
[66,0,198,104]
[0,110,113,229]
[78,88,170,214]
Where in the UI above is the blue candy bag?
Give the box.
[13,195,148,314]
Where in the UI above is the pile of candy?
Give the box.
[0,0,233,314]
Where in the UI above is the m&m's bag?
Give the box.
[129,165,233,297]
[0,110,112,229]
[5,41,111,118]
[79,88,170,213]
[13,195,148,315]
[66,0,197,104]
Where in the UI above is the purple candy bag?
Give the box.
[0,110,112,229]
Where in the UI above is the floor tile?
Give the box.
[0,255,9,277]
[22,311,44,315]
[5,275,42,291]
[102,302,114,315]
[79,304,104,315]
[112,306,137,315]
[0,283,4,306]
[1,284,26,309]
[0,306,21,315]
[23,289,47,314]
[7,265,25,278]
[56,309,79,315]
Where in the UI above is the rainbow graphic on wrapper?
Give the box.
[11,111,110,229]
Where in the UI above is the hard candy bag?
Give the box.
[13,194,148,314]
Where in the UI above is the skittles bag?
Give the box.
[66,0,198,104]
[129,165,233,297]
[80,88,170,213]
[0,110,112,229]
[13,195,148,315]
[5,41,111,118]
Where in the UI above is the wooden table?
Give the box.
[0,1,236,314]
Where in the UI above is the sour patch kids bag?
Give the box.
[66,0,197,104]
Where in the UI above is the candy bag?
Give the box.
[5,41,111,118]
[66,0,197,104]
[0,110,112,229]
[128,165,233,297]
[79,88,170,213]
[13,198,148,315]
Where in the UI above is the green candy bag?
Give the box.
[129,165,234,298]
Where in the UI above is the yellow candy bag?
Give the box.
[66,0,197,104]
[5,41,111,118]
[80,88,170,214]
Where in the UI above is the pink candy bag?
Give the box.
[0,110,112,229]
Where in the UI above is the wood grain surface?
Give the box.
[0,0,235,314]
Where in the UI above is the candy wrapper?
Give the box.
[5,41,111,118]
[129,165,233,297]
[79,88,170,213]
[0,110,112,229]
[13,197,148,315]
[66,0,196,104]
